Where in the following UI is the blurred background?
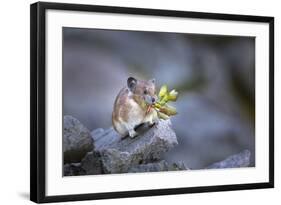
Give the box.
[63,27,255,169]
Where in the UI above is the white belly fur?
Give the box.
[125,99,144,129]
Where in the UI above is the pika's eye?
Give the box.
[144,90,148,95]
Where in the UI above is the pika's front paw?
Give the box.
[153,119,160,127]
[148,119,159,128]
[129,129,138,138]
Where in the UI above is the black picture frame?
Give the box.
[30,1,274,203]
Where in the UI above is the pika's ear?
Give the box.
[127,77,137,91]
[149,78,156,84]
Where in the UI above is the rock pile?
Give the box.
[63,115,250,176]
[64,115,186,175]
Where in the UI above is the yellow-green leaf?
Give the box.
[158,85,168,99]
[159,105,177,116]
[168,89,178,101]
[157,111,170,120]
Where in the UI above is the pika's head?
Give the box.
[127,77,157,106]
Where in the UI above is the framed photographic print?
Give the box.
[30,1,274,203]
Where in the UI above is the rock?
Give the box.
[206,150,251,169]
[91,119,178,173]
[81,151,103,175]
[91,128,104,141]
[64,115,94,163]
[128,160,188,173]
[64,163,86,176]
[91,127,119,151]
[63,115,252,175]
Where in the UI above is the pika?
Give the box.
[112,77,158,138]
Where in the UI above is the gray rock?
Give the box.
[91,119,178,174]
[64,115,94,163]
[64,163,86,176]
[91,127,119,151]
[81,151,103,175]
[91,128,105,141]
[206,150,251,169]
[128,160,188,173]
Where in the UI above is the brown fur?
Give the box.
[112,78,158,138]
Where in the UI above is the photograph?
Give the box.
[30,2,274,202]
[62,27,255,176]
